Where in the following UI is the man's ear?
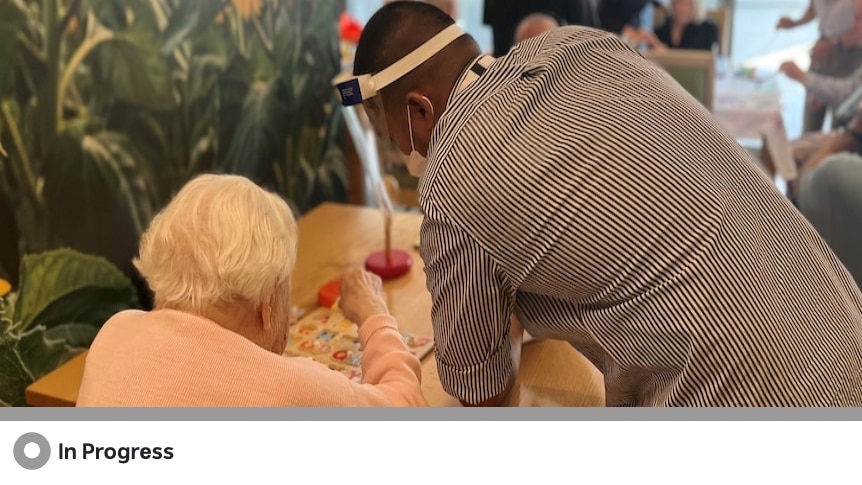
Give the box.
[406,92,435,124]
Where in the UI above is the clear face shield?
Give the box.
[332,24,465,144]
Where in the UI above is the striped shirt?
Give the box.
[418,26,862,406]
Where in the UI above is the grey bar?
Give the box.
[1,408,861,421]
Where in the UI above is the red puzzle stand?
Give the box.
[365,249,412,279]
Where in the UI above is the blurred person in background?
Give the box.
[776,0,862,132]
[653,0,718,51]
[768,66,862,193]
[598,0,664,49]
[484,0,599,56]
[425,0,458,18]
[515,12,562,43]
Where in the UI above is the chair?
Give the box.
[706,7,731,57]
[644,48,716,111]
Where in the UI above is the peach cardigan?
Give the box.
[77,309,428,407]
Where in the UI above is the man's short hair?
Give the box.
[134,174,298,313]
[354,1,456,76]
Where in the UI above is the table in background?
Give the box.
[714,74,784,146]
[713,74,799,187]
[26,203,605,407]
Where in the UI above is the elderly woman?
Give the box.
[654,0,718,51]
[77,174,428,407]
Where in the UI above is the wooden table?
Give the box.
[26,202,605,407]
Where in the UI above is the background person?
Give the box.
[776,0,862,132]
[515,13,562,43]
[483,0,599,56]
[654,0,719,51]
[598,0,664,49]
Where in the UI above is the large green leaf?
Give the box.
[0,323,83,407]
[161,0,226,55]
[13,248,138,331]
[187,54,227,107]
[307,0,340,74]
[0,0,28,96]
[219,78,290,185]
[273,2,303,97]
[44,323,100,349]
[87,0,170,31]
[91,24,177,111]
[215,52,253,166]
[43,127,157,262]
[118,111,180,205]
[189,19,233,61]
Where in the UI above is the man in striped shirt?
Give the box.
[349,1,862,406]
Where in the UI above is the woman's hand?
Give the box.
[338,267,389,328]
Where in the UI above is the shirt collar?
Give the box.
[447,54,496,105]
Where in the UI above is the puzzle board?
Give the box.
[283,307,434,382]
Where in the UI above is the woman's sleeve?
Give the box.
[278,315,428,407]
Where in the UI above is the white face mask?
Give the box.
[406,97,434,178]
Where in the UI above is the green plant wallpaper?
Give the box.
[0,0,349,404]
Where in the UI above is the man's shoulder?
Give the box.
[502,25,626,64]
[535,25,622,49]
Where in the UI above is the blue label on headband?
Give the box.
[337,78,363,106]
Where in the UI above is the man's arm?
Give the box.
[780,61,862,108]
[803,68,862,108]
[420,215,518,407]
[799,2,818,25]
[459,316,524,406]
[777,1,816,29]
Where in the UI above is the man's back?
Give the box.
[420,26,862,406]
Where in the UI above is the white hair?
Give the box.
[425,0,458,19]
[134,173,298,314]
[515,13,560,43]
[671,0,706,23]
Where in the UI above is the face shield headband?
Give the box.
[332,24,466,107]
